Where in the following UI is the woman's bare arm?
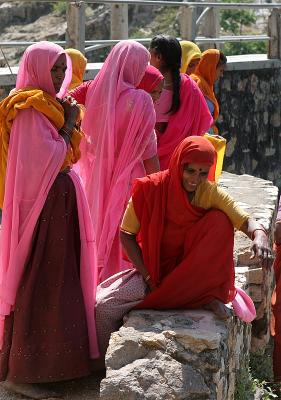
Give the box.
[239,218,271,265]
[120,231,156,291]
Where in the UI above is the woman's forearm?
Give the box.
[143,155,160,175]
[240,218,270,260]
[240,218,266,240]
[120,231,150,279]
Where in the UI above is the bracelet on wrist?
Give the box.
[60,125,73,137]
[60,127,72,141]
[144,274,151,283]
[61,133,71,145]
[251,228,267,240]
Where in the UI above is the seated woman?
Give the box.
[191,49,227,134]
[149,35,212,170]
[180,40,201,75]
[65,48,87,90]
[0,42,98,398]
[95,136,270,356]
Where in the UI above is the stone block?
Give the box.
[101,310,251,400]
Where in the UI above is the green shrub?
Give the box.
[53,1,67,16]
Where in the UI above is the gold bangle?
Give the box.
[120,227,136,236]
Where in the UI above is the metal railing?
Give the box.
[0,0,280,58]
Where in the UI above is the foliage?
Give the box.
[223,41,267,56]
[235,347,280,399]
[220,0,266,55]
[220,0,256,35]
[235,367,256,399]
[53,1,67,16]
[235,369,277,400]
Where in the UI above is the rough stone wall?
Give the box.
[217,68,281,189]
[101,311,251,400]
[100,172,278,400]
[220,172,278,351]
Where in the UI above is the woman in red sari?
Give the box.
[272,206,281,382]
[95,136,270,355]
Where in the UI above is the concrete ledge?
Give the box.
[225,54,281,71]
[1,54,281,88]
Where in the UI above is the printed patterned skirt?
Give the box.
[95,268,148,356]
[0,172,91,383]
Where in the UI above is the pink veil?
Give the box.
[78,40,155,281]
[0,41,99,357]
[16,41,72,99]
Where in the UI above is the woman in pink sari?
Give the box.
[77,41,159,283]
[0,42,98,398]
[149,35,213,170]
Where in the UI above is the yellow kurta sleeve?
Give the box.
[120,197,140,234]
[192,180,249,230]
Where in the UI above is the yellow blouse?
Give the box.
[121,180,249,234]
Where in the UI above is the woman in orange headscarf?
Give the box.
[65,48,87,90]
[95,136,270,356]
[191,49,227,134]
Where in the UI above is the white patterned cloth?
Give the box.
[95,269,148,356]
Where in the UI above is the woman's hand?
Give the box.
[146,276,157,292]
[240,219,271,268]
[61,97,80,128]
[250,231,271,268]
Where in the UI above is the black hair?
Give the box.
[150,35,181,114]
[218,51,227,66]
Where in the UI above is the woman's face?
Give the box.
[51,54,67,93]
[186,58,200,75]
[150,80,164,103]
[215,63,225,82]
[149,48,163,70]
[182,163,210,192]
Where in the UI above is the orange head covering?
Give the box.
[190,49,220,122]
[65,48,87,90]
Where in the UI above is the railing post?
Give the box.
[179,0,197,41]
[201,1,220,49]
[110,4,128,40]
[66,0,86,53]
[268,9,281,59]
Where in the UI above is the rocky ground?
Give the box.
[0,371,104,399]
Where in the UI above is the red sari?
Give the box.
[272,244,281,381]
[133,137,236,310]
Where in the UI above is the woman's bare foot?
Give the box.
[1,381,61,399]
[203,299,233,320]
